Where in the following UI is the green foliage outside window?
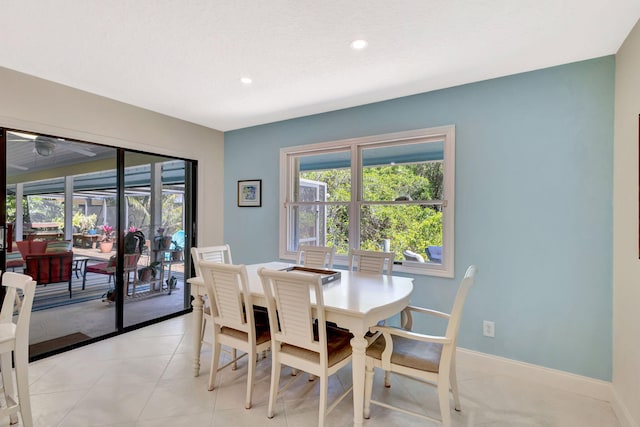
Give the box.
[301,162,443,259]
[72,212,97,232]
[127,193,184,238]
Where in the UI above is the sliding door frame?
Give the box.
[1,126,197,358]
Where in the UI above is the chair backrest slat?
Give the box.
[191,244,233,277]
[259,268,325,354]
[200,261,253,336]
[298,245,334,269]
[348,249,395,276]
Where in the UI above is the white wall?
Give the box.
[613,19,640,427]
[0,66,224,246]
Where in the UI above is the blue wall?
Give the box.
[224,57,614,380]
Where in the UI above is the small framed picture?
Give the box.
[237,179,262,207]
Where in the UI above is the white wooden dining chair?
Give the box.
[348,248,394,276]
[0,272,37,427]
[199,261,271,409]
[190,244,238,368]
[297,245,335,269]
[258,267,353,427]
[296,245,336,381]
[363,265,478,427]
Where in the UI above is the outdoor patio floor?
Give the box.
[21,245,189,355]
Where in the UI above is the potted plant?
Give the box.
[99,224,114,253]
[138,261,161,282]
[171,240,183,261]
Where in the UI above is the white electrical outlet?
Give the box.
[483,320,495,338]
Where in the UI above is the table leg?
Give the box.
[192,294,204,377]
[350,335,368,426]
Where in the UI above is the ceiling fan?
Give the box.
[34,135,97,157]
[8,131,97,157]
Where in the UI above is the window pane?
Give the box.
[288,204,349,255]
[294,151,351,203]
[282,125,454,276]
[362,141,444,202]
[360,204,442,262]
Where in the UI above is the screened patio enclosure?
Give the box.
[8,160,187,243]
[2,128,196,358]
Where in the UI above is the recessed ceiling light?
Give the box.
[350,39,368,50]
[240,77,253,85]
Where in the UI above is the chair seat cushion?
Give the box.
[86,262,111,274]
[16,240,48,258]
[281,326,352,366]
[220,318,271,346]
[366,333,443,373]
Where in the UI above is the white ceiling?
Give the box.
[1,1,639,131]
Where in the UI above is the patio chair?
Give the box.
[426,245,443,263]
[84,253,140,297]
[20,240,74,297]
[403,249,425,262]
[23,252,74,297]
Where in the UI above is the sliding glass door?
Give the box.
[123,153,191,327]
[1,128,196,358]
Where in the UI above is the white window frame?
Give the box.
[279,125,455,277]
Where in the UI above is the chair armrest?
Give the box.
[370,325,451,345]
[406,305,450,319]
[399,305,450,331]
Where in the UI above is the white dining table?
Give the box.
[188,261,414,426]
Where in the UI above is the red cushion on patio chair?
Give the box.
[16,240,48,259]
[23,251,74,298]
[84,254,140,296]
[86,255,117,275]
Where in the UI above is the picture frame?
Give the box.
[238,179,262,207]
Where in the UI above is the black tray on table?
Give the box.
[280,266,341,284]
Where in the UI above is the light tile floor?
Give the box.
[6,314,620,426]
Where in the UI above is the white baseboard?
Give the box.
[610,387,638,427]
[457,348,640,426]
[456,347,612,402]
